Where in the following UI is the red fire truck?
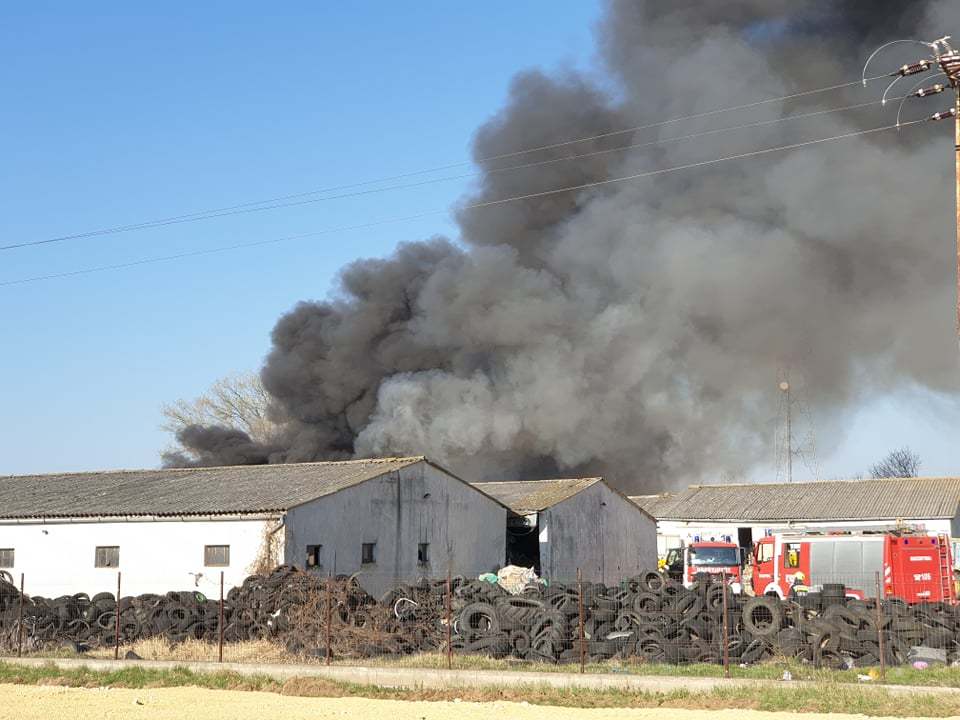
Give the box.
[664,540,743,592]
[750,530,955,603]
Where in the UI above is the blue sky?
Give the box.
[1,2,957,480]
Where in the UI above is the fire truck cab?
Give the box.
[750,530,955,604]
[664,539,742,592]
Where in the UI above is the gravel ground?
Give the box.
[0,684,952,720]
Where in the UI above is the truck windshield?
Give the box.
[689,547,739,566]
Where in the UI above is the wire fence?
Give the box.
[1,567,957,674]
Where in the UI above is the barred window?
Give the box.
[0,549,13,568]
[417,543,430,564]
[204,545,230,567]
[361,543,376,564]
[95,546,119,568]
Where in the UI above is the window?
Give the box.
[204,545,230,567]
[418,543,430,564]
[756,543,774,563]
[0,549,13,568]
[306,544,322,568]
[361,542,376,564]
[688,546,739,566]
[784,543,801,569]
[95,546,119,568]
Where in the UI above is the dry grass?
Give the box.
[1,661,959,716]
[87,638,306,664]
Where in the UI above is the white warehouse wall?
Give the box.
[0,517,277,599]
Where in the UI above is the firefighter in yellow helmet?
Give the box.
[789,571,809,597]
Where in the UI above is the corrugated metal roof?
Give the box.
[0,457,426,519]
[473,478,602,513]
[629,477,960,522]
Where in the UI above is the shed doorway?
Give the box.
[505,513,541,574]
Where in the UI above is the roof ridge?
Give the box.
[687,475,960,490]
[474,477,602,486]
[0,456,426,481]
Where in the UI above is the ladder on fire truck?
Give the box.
[937,533,953,601]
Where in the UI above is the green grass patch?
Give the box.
[345,652,960,687]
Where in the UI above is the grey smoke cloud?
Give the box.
[166,1,960,491]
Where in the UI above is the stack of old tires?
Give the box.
[1,566,958,668]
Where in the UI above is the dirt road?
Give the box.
[0,684,952,720]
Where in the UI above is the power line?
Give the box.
[3,75,893,252]
[1,119,924,288]
[2,96,899,253]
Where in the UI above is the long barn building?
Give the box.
[0,457,507,598]
[631,476,960,560]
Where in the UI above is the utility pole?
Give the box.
[864,37,960,344]
[779,380,792,483]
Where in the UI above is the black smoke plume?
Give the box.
[166,1,960,491]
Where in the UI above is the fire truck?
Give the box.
[664,539,743,592]
[750,530,955,603]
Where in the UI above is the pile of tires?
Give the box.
[2,567,959,668]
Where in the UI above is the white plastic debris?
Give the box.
[496,565,541,595]
[781,670,792,681]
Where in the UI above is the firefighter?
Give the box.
[789,571,810,597]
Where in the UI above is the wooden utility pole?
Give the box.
[955,86,959,341]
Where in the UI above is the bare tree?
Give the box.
[161,372,281,446]
[869,447,921,479]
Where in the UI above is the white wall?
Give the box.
[0,517,276,599]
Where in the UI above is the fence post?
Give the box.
[875,571,886,681]
[325,574,332,666]
[445,569,452,670]
[114,571,121,660]
[16,573,24,658]
[721,571,730,678]
[218,571,225,663]
[577,567,585,674]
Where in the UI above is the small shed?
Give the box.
[474,477,657,586]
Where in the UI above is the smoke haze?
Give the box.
[166,1,960,491]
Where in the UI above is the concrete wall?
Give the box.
[0,517,275,598]
[283,461,505,596]
[538,482,656,585]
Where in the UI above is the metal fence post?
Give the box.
[16,573,24,658]
[445,570,452,670]
[218,571,225,663]
[114,571,121,660]
[876,571,886,681]
[721,571,730,678]
[577,568,585,674]
[325,574,332,666]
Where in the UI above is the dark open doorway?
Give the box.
[505,514,541,573]
[737,527,753,555]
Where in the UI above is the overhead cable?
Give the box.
[1,119,924,287]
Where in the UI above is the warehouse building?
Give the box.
[632,476,960,558]
[475,477,657,585]
[0,457,506,598]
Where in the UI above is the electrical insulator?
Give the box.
[913,83,945,98]
[928,108,957,122]
[892,60,932,77]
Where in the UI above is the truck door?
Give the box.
[753,538,776,595]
